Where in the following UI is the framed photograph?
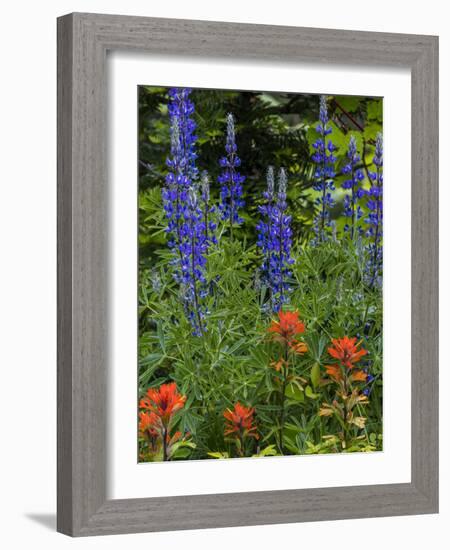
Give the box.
[137,85,385,466]
[57,13,438,536]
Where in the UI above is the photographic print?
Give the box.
[138,86,383,462]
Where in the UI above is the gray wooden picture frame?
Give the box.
[57,12,439,537]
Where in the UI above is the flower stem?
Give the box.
[278,343,289,454]
[162,427,168,461]
[190,222,203,334]
[369,165,381,288]
[229,152,236,242]
[278,209,284,306]
[204,199,209,243]
[351,165,356,240]
[320,146,327,240]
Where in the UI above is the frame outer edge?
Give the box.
[72,11,435,66]
[57,13,74,536]
[58,12,109,536]
[76,484,430,536]
[75,12,109,534]
[410,36,439,509]
[57,12,439,536]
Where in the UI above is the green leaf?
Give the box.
[310,363,321,389]
[171,447,193,459]
[285,381,304,402]
[305,385,320,400]
[334,95,364,113]
[364,122,381,141]
[367,99,383,121]
[207,451,229,459]
[254,445,278,457]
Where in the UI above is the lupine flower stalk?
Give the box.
[218,113,245,239]
[311,95,337,242]
[256,166,276,292]
[167,88,198,181]
[163,87,198,257]
[365,133,383,287]
[162,117,184,255]
[268,168,294,311]
[342,135,365,238]
[179,187,208,335]
[163,88,208,335]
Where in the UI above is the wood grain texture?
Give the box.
[57,13,74,535]
[410,37,439,505]
[57,12,439,537]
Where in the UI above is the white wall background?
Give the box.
[0,1,446,548]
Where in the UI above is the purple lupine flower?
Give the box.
[163,88,198,254]
[342,135,365,238]
[199,171,217,247]
[167,87,198,181]
[178,187,208,335]
[363,372,375,396]
[311,95,337,243]
[162,117,185,252]
[365,132,383,288]
[264,168,294,311]
[218,113,245,239]
[256,166,276,289]
[163,88,208,334]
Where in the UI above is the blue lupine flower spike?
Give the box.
[257,167,294,312]
[163,88,198,257]
[311,95,337,244]
[365,132,383,288]
[256,166,276,293]
[218,113,245,240]
[163,87,208,335]
[342,135,365,239]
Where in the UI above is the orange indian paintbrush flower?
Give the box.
[223,402,259,440]
[138,410,160,438]
[268,310,307,353]
[327,336,367,369]
[325,364,343,382]
[139,382,186,427]
[350,369,368,382]
[289,341,308,354]
[138,410,161,453]
[268,310,305,341]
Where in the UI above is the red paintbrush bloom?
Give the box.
[268,310,305,343]
[139,411,161,452]
[350,369,368,382]
[289,341,308,354]
[325,364,343,382]
[270,359,286,372]
[223,402,259,440]
[328,336,367,369]
[139,410,160,438]
[139,382,186,427]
